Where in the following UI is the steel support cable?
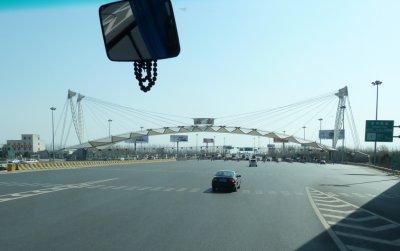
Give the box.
[88,100,165,128]
[217,92,336,120]
[84,102,109,135]
[260,96,336,131]
[271,97,336,133]
[87,102,133,133]
[59,103,69,148]
[63,119,73,148]
[346,98,360,148]
[218,93,335,122]
[85,97,190,124]
[85,98,188,127]
[290,97,337,136]
[248,96,335,128]
[345,111,357,149]
[220,94,335,125]
[54,99,68,135]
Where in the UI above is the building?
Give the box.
[7,134,45,154]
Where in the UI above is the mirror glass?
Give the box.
[99,0,180,61]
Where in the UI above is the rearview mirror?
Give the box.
[99,0,181,92]
[99,0,180,61]
[236,175,242,178]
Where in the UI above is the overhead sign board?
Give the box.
[203,138,214,143]
[273,138,289,143]
[223,145,233,150]
[319,130,345,140]
[365,120,394,142]
[193,118,214,125]
[125,135,149,143]
[170,135,188,142]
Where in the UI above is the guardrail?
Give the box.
[345,162,400,176]
[6,159,176,172]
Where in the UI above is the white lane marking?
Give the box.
[163,188,175,192]
[137,187,152,191]
[306,187,348,251]
[316,203,352,208]
[111,186,128,190]
[323,214,379,222]
[335,231,400,246]
[0,178,118,204]
[149,187,163,191]
[268,190,276,195]
[352,193,367,198]
[189,188,201,192]
[126,186,139,190]
[176,188,187,192]
[318,207,354,214]
[314,198,341,203]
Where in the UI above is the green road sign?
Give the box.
[365,120,394,142]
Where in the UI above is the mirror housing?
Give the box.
[99,0,180,61]
[236,174,242,178]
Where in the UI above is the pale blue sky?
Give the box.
[0,0,399,149]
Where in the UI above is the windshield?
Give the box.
[1,1,400,251]
[215,171,235,177]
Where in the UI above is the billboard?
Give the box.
[193,118,214,125]
[365,120,394,142]
[170,135,188,142]
[125,135,149,143]
[273,138,289,143]
[319,130,345,140]
[203,138,214,143]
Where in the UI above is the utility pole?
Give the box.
[108,119,112,138]
[196,133,198,155]
[371,80,382,165]
[50,107,56,161]
[140,126,143,154]
[318,118,323,144]
[340,105,346,163]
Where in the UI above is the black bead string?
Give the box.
[134,60,158,93]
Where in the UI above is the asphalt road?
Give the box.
[1,160,400,251]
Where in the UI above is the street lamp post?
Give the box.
[108,119,112,138]
[302,126,306,140]
[318,118,323,144]
[340,105,346,163]
[50,107,56,161]
[196,133,198,155]
[371,80,382,165]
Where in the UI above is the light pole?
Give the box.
[108,119,112,138]
[340,105,346,163]
[50,107,56,161]
[302,126,306,140]
[140,127,144,153]
[318,118,323,144]
[371,80,382,165]
[196,133,198,155]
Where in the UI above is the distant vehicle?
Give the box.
[212,170,241,192]
[22,159,38,163]
[319,160,327,164]
[8,159,20,164]
[283,157,293,163]
[249,159,257,167]
[272,157,279,162]
[256,156,262,161]
[119,157,125,161]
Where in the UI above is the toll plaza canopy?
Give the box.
[67,125,337,151]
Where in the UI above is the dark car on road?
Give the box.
[212,170,242,192]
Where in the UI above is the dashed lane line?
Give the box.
[0,178,117,204]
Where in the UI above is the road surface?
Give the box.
[1,160,400,250]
